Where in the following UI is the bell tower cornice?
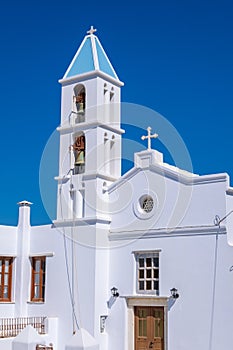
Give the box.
[59,70,124,87]
[57,120,125,135]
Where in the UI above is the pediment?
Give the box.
[108,152,228,236]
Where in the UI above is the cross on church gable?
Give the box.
[141,127,158,150]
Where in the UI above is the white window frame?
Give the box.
[134,250,161,295]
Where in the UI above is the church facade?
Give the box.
[1,27,233,350]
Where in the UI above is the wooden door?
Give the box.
[135,306,164,350]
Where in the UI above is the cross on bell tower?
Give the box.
[87,25,97,35]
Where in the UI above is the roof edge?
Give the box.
[63,35,89,79]
[108,164,229,194]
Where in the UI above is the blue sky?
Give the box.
[0,0,232,225]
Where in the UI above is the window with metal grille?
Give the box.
[0,257,13,302]
[141,196,154,213]
[135,252,160,295]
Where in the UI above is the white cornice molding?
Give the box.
[123,295,170,307]
[132,249,162,255]
[59,70,124,87]
[0,254,17,257]
[55,172,118,183]
[82,172,118,182]
[108,164,228,194]
[29,252,54,258]
[150,163,228,185]
[108,168,141,194]
[53,216,111,228]
[57,120,125,135]
[109,224,226,241]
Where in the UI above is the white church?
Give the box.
[1,26,233,350]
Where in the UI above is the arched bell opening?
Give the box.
[72,132,85,174]
[73,84,86,123]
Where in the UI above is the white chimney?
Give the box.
[17,200,32,230]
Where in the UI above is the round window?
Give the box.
[133,194,157,220]
[140,196,154,213]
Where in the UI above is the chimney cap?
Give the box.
[17,200,33,207]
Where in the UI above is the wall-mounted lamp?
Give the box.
[170,287,179,299]
[111,287,119,298]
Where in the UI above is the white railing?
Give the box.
[0,316,47,338]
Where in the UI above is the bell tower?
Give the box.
[55,26,124,222]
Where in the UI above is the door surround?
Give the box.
[125,296,169,350]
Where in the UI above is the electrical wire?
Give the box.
[214,210,233,226]
[208,222,219,350]
[69,133,76,334]
[208,210,233,349]
[59,170,80,334]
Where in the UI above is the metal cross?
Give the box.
[87,26,97,35]
[141,126,158,150]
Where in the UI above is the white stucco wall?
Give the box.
[107,229,233,350]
